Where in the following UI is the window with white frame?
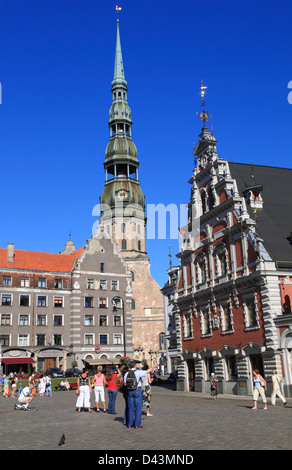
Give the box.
[113,315,122,327]
[38,278,47,288]
[21,277,30,287]
[85,334,94,345]
[19,314,29,326]
[37,296,47,307]
[36,334,45,346]
[53,334,62,346]
[243,295,259,329]
[99,297,108,308]
[0,334,10,346]
[113,333,123,345]
[2,294,12,306]
[18,334,29,347]
[111,280,119,291]
[99,315,108,327]
[20,295,30,307]
[84,315,94,326]
[87,279,94,289]
[1,313,11,326]
[201,308,212,336]
[53,315,63,326]
[184,312,193,339]
[99,280,107,290]
[37,314,46,326]
[54,296,63,308]
[220,302,233,333]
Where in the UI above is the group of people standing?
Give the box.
[75,360,158,428]
[76,365,121,414]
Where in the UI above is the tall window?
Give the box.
[221,303,233,333]
[201,309,211,336]
[122,239,127,250]
[184,313,192,338]
[215,245,228,277]
[85,297,94,308]
[38,278,47,288]
[244,297,258,328]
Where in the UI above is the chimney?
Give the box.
[7,243,15,263]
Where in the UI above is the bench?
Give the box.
[55,382,78,391]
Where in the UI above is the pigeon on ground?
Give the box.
[58,434,66,446]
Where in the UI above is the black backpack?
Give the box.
[126,370,138,390]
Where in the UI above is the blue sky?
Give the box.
[0,0,291,287]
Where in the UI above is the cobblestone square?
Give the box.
[0,386,291,451]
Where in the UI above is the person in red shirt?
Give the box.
[105,366,120,414]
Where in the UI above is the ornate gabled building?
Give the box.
[97,19,165,365]
[173,85,292,397]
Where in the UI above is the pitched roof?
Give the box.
[0,247,85,273]
[229,162,292,264]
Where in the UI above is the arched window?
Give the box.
[131,299,136,310]
[121,239,127,250]
[130,271,135,282]
[121,223,126,234]
[137,240,142,251]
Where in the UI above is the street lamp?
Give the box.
[112,296,126,356]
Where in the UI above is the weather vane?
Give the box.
[196,80,212,126]
[116,5,122,21]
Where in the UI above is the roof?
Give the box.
[0,247,85,273]
[229,162,292,263]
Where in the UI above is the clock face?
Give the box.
[117,189,128,200]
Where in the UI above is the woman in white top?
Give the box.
[252,369,267,410]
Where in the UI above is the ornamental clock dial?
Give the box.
[117,189,129,200]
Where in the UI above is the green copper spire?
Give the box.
[99,18,147,259]
[113,20,125,82]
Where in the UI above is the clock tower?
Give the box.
[97,18,164,365]
[99,19,147,260]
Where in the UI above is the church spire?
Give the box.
[113,19,125,83]
[98,15,147,260]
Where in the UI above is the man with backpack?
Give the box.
[124,360,158,429]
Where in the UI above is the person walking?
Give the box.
[92,366,107,413]
[106,366,120,414]
[0,374,4,397]
[124,360,158,429]
[45,374,52,397]
[38,375,46,397]
[76,368,92,413]
[11,374,18,398]
[252,369,268,410]
[210,372,218,399]
[4,375,10,397]
[271,370,287,406]
[141,364,153,416]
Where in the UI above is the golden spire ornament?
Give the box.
[196,80,212,126]
[116,5,122,21]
